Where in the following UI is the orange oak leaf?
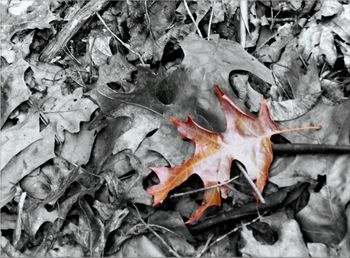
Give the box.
[147,85,321,224]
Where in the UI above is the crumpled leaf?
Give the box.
[33,85,98,141]
[88,32,112,66]
[0,30,34,64]
[299,21,337,66]
[299,4,350,67]
[269,60,322,121]
[0,58,30,127]
[296,187,347,245]
[0,125,55,208]
[239,213,309,257]
[72,198,128,257]
[147,86,318,223]
[256,23,296,63]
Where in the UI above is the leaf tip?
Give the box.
[214,84,224,97]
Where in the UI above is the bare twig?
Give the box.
[13,192,26,247]
[133,204,182,257]
[240,0,249,47]
[208,210,269,248]
[40,0,110,62]
[170,176,238,199]
[96,13,145,64]
[196,233,214,257]
[183,0,203,38]
[207,0,215,40]
[236,162,265,204]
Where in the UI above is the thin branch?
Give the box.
[133,204,182,258]
[207,0,215,40]
[196,233,214,257]
[208,210,269,248]
[13,192,26,247]
[236,162,265,204]
[96,13,145,64]
[183,0,203,38]
[170,176,238,199]
[273,143,350,154]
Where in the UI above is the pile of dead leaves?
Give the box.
[1,0,350,257]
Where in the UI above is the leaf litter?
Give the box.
[0,0,350,257]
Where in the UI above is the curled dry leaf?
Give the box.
[147,86,320,224]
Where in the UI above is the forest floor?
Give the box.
[1,0,350,257]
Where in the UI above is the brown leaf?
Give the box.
[147,86,318,223]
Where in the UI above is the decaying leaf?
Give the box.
[147,86,319,223]
[32,85,98,141]
[0,58,31,127]
[270,100,350,206]
[0,126,55,208]
[239,213,309,257]
[61,116,107,166]
[0,112,41,170]
[296,187,347,245]
[180,35,274,131]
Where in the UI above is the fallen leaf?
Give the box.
[33,85,98,142]
[270,100,350,205]
[88,32,112,66]
[0,112,41,170]
[0,58,30,127]
[147,86,318,223]
[61,116,107,166]
[269,60,322,121]
[26,59,66,92]
[0,126,55,208]
[46,243,84,257]
[339,41,350,73]
[316,0,344,18]
[112,104,161,154]
[135,123,194,167]
[180,35,274,131]
[296,187,347,245]
[299,21,337,66]
[115,235,165,258]
[257,23,296,63]
[23,205,59,236]
[307,243,333,257]
[239,213,309,257]
[0,0,58,39]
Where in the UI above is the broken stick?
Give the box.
[40,0,110,62]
